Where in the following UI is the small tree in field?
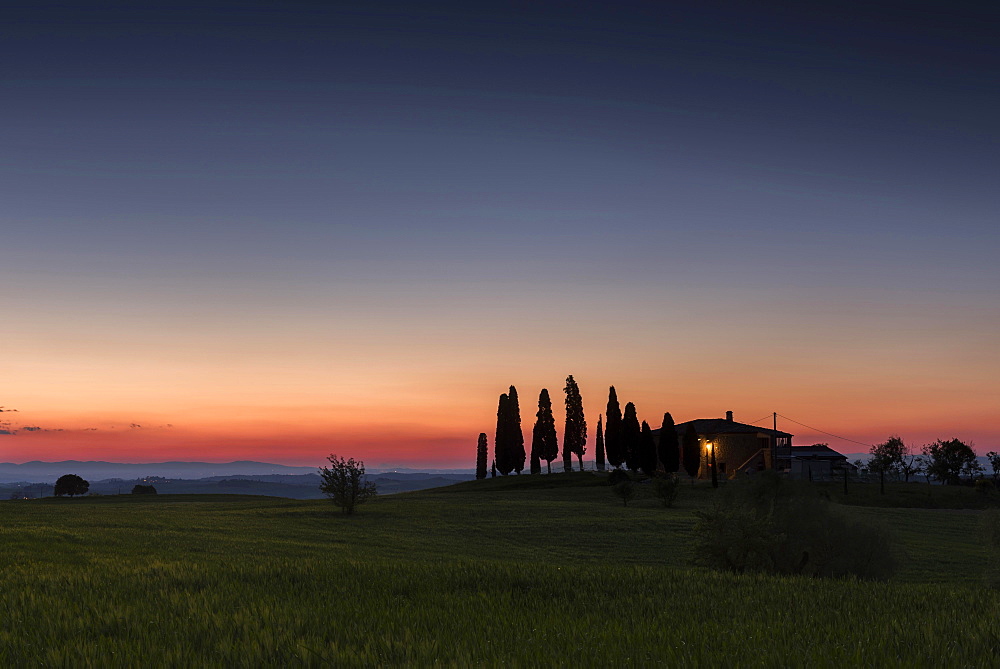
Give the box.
[987,452,1000,483]
[131,484,157,495]
[54,474,89,497]
[613,480,635,507]
[319,454,377,514]
[654,474,680,507]
[922,439,980,485]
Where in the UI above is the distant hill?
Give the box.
[0,468,476,499]
[0,460,317,483]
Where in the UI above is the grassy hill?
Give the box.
[0,473,997,665]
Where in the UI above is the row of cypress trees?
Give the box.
[476,381,702,478]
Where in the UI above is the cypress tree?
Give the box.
[495,393,512,475]
[640,421,658,476]
[508,386,526,474]
[682,423,700,478]
[563,375,587,472]
[476,433,488,479]
[595,414,605,472]
[532,388,559,474]
[605,387,623,469]
[658,412,679,473]
[622,402,641,471]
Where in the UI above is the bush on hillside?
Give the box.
[607,469,631,486]
[984,510,1000,589]
[131,484,157,495]
[612,481,635,507]
[653,474,680,508]
[693,472,898,580]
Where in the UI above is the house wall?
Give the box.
[697,433,773,479]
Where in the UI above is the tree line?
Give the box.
[476,378,699,479]
[865,435,997,487]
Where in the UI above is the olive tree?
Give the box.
[318,454,377,514]
[54,474,89,497]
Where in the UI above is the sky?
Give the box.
[2,1,998,467]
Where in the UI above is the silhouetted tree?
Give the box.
[54,474,88,497]
[476,433,488,479]
[640,421,658,476]
[563,375,587,471]
[622,402,641,471]
[613,480,635,507]
[922,438,981,485]
[131,484,157,494]
[658,412,679,473]
[532,388,559,474]
[682,424,700,478]
[495,393,512,475]
[318,454,377,514]
[508,386,526,474]
[988,451,1000,482]
[605,387,623,469]
[595,414,605,472]
[868,436,907,493]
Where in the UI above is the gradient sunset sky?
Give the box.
[3,2,997,467]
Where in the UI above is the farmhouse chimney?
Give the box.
[726,410,733,422]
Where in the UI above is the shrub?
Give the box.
[319,454,377,515]
[693,472,898,580]
[612,481,635,507]
[607,469,631,486]
[984,510,1000,589]
[131,485,157,495]
[653,474,680,508]
[974,479,994,496]
[54,474,89,497]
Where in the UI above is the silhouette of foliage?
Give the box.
[639,420,658,476]
[476,433,488,480]
[507,386,525,474]
[922,439,981,485]
[869,436,907,475]
[612,480,635,507]
[621,402,641,471]
[604,387,623,469]
[318,454,377,514]
[495,393,512,475]
[595,414,605,472]
[659,412,679,473]
[654,474,680,508]
[54,474,89,497]
[562,375,587,472]
[682,424,700,478]
[693,472,898,580]
[531,389,558,474]
[131,484,157,495]
[607,469,631,486]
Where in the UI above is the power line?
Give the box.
[775,413,874,448]
[744,414,773,426]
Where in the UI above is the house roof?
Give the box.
[652,418,793,439]
[785,444,848,460]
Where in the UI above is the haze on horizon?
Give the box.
[3,2,997,467]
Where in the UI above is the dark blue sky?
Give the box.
[3,1,999,460]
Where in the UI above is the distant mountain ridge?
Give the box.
[0,460,317,483]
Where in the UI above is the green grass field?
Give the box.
[1,474,997,666]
